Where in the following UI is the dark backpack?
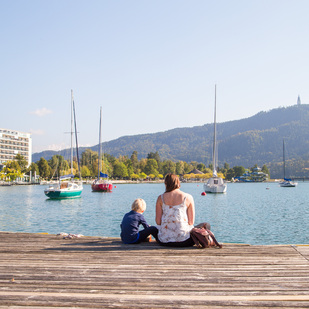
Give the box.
[190,224,222,249]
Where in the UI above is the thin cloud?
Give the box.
[30,108,53,117]
[48,143,67,151]
[79,143,92,148]
[32,143,66,153]
[29,129,44,135]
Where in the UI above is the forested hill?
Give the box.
[33,104,309,169]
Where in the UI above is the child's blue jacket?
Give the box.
[120,210,149,244]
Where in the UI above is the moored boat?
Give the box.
[204,176,227,193]
[92,175,113,192]
[204,85,227,194]
[279,139,297,188]
[44,90,83,199]
[279,179,297,187]
[91,107,112,192]
[44,175,83,199]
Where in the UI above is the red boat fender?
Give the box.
[201,192,206,196]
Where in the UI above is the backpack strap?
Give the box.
[206,229,222,248]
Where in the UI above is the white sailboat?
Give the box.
[44,90,83,199]
[204,85,227,194]
[279,139,297,188]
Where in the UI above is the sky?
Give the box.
[1,0,309,153]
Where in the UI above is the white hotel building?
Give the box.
[0,128,32,167]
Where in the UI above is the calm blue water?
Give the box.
[0,182,308,245]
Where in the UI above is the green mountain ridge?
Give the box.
[33,104,309,178]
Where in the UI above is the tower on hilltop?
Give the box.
[297,95,301,105]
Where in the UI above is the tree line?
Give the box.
[0,151,271,182]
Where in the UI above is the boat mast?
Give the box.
[213,85,217,177]
[71,90,74,175]
[98,107,102,180]
[283,139,286,179]
[73,99,81,180]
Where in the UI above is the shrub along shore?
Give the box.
[1,150,271,183]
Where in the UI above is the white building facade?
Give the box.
[0,128,32,167]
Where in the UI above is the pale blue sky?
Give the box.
[1,0,308,153]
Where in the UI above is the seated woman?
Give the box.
[155,173,195,247]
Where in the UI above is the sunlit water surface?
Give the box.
[0,182,308,245]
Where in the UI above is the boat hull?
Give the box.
[279,181,297,187]
[204,177,227,194]
[44,189,82,199]
[91,182,113,192]
[44,181,83,199]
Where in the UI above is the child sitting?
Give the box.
[120,198,158,244]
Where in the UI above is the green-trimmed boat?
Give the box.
[44,90,83,199]
[44,176,83,199]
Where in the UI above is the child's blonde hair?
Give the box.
[131,198,146,213]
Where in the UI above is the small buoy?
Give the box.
[114,186,117,188]
[201,192,206,196]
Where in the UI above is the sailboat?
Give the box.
[91,107,113,192]
[204,85,227,194]
[44,90,83,199]
[279,139,297,187]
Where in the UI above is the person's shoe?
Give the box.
[145,235,152,242]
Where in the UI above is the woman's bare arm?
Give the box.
[155,195,163,225]
[186,195,195,225]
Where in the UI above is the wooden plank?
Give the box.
[0,232,309,308]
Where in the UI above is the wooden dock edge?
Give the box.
[0,232,308,308]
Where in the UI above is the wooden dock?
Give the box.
[0,232,309,308]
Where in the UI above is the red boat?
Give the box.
[92,107,113,193]
[91,179,113,192]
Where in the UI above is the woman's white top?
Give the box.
[158,194,193,243]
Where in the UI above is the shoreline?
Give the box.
[2,179,301,186]
[0,179,309,187]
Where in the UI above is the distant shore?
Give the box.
[1,179,293,186]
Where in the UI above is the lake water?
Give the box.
[0,182,308,245]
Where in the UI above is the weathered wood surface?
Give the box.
[0,232,309,308]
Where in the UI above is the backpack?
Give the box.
[190,224,222,249]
